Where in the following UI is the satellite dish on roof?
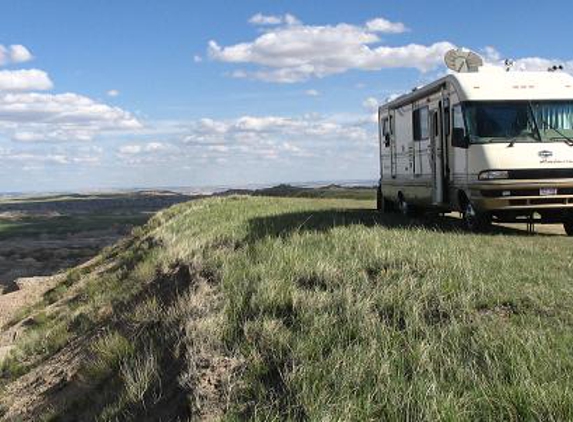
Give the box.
[444,48,483,73]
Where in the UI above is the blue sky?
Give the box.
[1,0,573,192]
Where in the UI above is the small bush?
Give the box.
[84,332,134,383]
[120,347,160,406]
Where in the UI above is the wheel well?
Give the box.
[457,190,469,211]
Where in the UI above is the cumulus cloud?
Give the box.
[118,142,171,155]
[106,89,120,97]
[178,114,373,165]
[116,141,180,165]
[95,108,379,175]
[0,44,34,66]
[249,13,282,25]
[249,13,300,26]
[109,112,376,168]
[0,92,142,142]
[209,15,452,82]
[482,46,573,73]
[362,97,379,112]
[0,69,53,91]
[0,144,103,167]
[365,18,408,34]
[9,45,33,63]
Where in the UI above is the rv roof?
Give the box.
[383,68,573,109]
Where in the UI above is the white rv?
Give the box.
[377,51,573,235]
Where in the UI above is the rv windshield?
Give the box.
[463,101,573,144]
[464,101,540,144]
[531,101,573,143]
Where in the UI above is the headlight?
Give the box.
[478,170,509,180]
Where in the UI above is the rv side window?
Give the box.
[413,106,429,141]
[453,104,465,131]
[381,118,389,136]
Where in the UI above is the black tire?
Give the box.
[376,185,383,211]
[564,217,573,236]
[462,200,491,232]
[397,195,410,216]
[377,185,395,213]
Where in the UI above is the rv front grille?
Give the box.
[481,188,573,197]
[529,198,569,205]
[507,169,573,179]
[507,198,573,207]
[508,199,528,206]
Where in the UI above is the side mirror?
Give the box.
[384,133,390,147]
[452,128,469,148]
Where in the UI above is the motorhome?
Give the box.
[377,49,573,235]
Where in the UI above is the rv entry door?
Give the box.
[431,109,444,204]
[390,110,397,178]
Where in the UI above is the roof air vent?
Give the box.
[548,65,564,72]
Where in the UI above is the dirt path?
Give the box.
[0,276,60,328]
[0,275,61,363]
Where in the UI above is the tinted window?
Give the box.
[453,104,464,131]
[381,118,388,135]
[413,106,429,141]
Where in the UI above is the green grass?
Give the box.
[2,195,573,420]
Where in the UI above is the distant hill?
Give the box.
[219,183,376,200]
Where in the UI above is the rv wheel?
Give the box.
[397,195,410,216]
[377,185,395,213]
[462,201,490,232]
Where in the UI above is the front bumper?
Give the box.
[469,178,573,211]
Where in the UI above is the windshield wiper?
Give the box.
[550,135,573,146]
[506,133,537,147]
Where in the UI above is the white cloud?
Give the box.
[209,16,454,82]
[362,97,379,111]
[0,69,53,91]
[365,18,408,34]
[179,113,374,165]
[0,145,103,167]
[193,55,203,63]
[305,89,320,97]
[0,92,142,142]
[106,89,120,97]
[249,13,300,26]
[118,144,143,155]
[249,13,283,25]
[0,44,34,66]
[118,142,171,155]
[481,46,573,73]
[9,45,33,63]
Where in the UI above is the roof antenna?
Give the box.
[504,59,514,72]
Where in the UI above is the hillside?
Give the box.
[1,195,573,420]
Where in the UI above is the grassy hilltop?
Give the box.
[1,194,573,420]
